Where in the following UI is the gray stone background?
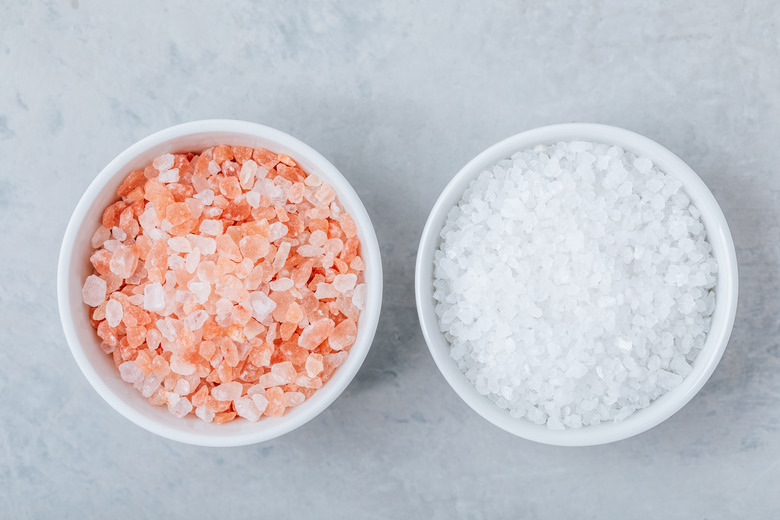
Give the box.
[1,1,779,518]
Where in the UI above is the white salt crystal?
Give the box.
[153,153,175,171]
[333,273,357,293]
[105,299,123,327]
[251,394,269,414]
[268,222,289,242]
[352,283,367,310]
[199,219,223,236]
[246,191,261,208]
[111,226,126,242]
[284,391,305,407]
[194,188,215,206]
[234,396,262,421]
[168,396,193,418]
[249,291,277,321]
[269,277,294,292]
[91,226,111,248]
[168,236,192,253]
[196,405,215,423]
[184,310,209,331]
[157,168,180,183]
[212,381,243,402]
[82,275,107,307]
[143,282,166,311]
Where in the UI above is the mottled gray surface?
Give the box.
[1,1,779,518]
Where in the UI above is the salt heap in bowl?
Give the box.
[432,140,717,430]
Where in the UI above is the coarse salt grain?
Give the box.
[433,140,716,429]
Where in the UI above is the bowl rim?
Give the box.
[57,119,383,446]
[415,123,738,446]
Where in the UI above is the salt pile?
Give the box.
[433,141,717,429]
[83,145,364,423]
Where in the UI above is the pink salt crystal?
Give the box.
[239,235,270,261]
[111,226,127,242]
[256,372,284,388]
[271,361,296,384]
[156,318,176,341]
[333,273,358,293]
[168,236,192,253]
[285,302,304,324]
[250,291,277,321]
[216,275,244,301]
[168,396,193,418]
[273,241,291,272]
[119,361,144,386]
[138,206,158,230]
[196,405,215,423]
[187,280,211,304]
[269,277,294,292]
[329,319,357,351]
[109,245,138,279]
[153,153,175,171]
[243,319,264,340]
[309,230,328,247]
[324,238,344,255]
[105,299,123,328]
[234,258,254,279]
[170,354,197,376]
[185,197,204,220]
[146,328,162,350]
[234,396,262,421]
[322,252,334,269]
[167,255,186,271]
[295,375,323,389]
[197,260,218,284]
[193,188,215,206]
[184,310,209,331]
[325,351,349,371]
[314,283,338,299]
[297,245,324,257]
[185,247,201,274]
[208,160,220,175]
[251,393,269,414]
[199,219,223,236]
[304,174,322,187]
[212,381,242,401]
[305,353,324,377]
[91,226,111,248]
[352,283,367,310]
[298,319,335,350]
[141,373,163,398]
[339,214,357,238]
[102,239,122,252]
[350,256,365,271]
[144,282,166,311]
[284,392,305,407]
[239,160,258,189]
[288,182,305,204]
[187,234,217,255]
[82,275,107,307]
[315,184,336,203]
[216,298,233,316]
[174,379,191,396]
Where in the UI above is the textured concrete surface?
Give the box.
[1,1,779,518]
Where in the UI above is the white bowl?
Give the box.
[58,120,383,447]
[415,123,738,446]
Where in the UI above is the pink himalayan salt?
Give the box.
[329,319,358,351]
[298,319,335,350]
[84,147,365,424]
